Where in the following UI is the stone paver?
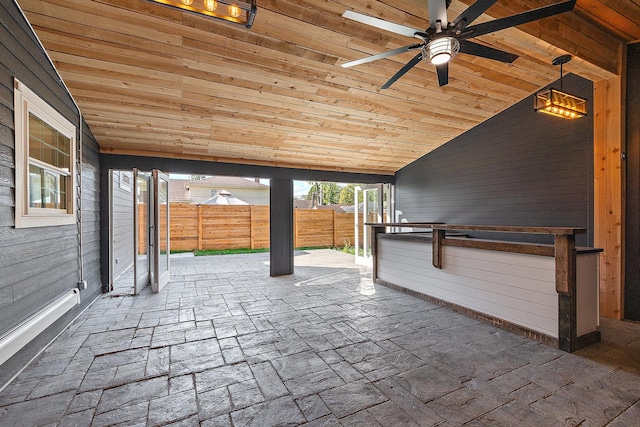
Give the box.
[1,249,640,426]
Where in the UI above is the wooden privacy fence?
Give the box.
[167,203,356,251]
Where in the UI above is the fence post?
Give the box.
[333,210,337,247]
[197,204,203,251]
[250,205,255,249]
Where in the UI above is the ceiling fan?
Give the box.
[341,0,577,88]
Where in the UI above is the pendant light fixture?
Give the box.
[148,0,257,28]
[535,55,587,119]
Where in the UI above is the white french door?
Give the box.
[133,169,150,294]
[133,169,170,294]
[152,170,170,292]
[354,184,393,266]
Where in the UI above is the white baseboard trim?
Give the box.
[0,288,80,366]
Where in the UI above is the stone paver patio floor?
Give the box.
[1,249,639,426]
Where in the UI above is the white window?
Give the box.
[119,171,132,192]
[14,79,77,228]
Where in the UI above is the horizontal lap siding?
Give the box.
[378,239,558,337]
[0,1,101,383]
[395,74,594,247]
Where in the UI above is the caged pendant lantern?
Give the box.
[535,55,587,119]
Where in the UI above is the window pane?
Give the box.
[58,133,70,170]
[28,164,67,210]
[28,164,44,208]
[29,113,71,170]
[58,174,68,209]
[29,113,42,140]
[43,141,56,165]
[29,136,42,160]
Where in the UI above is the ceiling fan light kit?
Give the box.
[342,0,577,88]
[425,37,460,65]
[147,0,256,28]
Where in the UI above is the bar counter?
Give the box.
[366,223,602,352]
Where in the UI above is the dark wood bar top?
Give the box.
[376,232,602,254]
[366,222,587,235]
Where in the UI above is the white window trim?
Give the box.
[14,78,77,228]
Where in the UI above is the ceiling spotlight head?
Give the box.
[424,37,460,65]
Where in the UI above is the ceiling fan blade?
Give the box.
[342,44,423,68]
[436,63,448,87]
[381,52,423,89]
[342,10,419,38]
[451,0,497,31]
[428,0,449,30]
[459,40,518,63]
[462,0,576,39]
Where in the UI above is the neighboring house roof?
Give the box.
[186,176,269,189]
[294,200,312,209]
[169,179,191,202]
[317,204,347,213]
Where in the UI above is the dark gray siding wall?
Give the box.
[625,42,640,321]
[111,171,134,281]
[0,1,101,383]
[395,74,594,246]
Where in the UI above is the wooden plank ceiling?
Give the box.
[18,0,638,175]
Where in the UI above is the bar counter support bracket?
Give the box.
[556,234,577,352]
[433,229,445,269]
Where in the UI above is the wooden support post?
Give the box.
[371,225,381,281]
[432,229,445,269]
[555,234,576,295]
[197,204,203,251]
[594,76,624,319]
[555,234,577,352]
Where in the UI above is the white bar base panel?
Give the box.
[376,236,601,351]
[376,278,560,347]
